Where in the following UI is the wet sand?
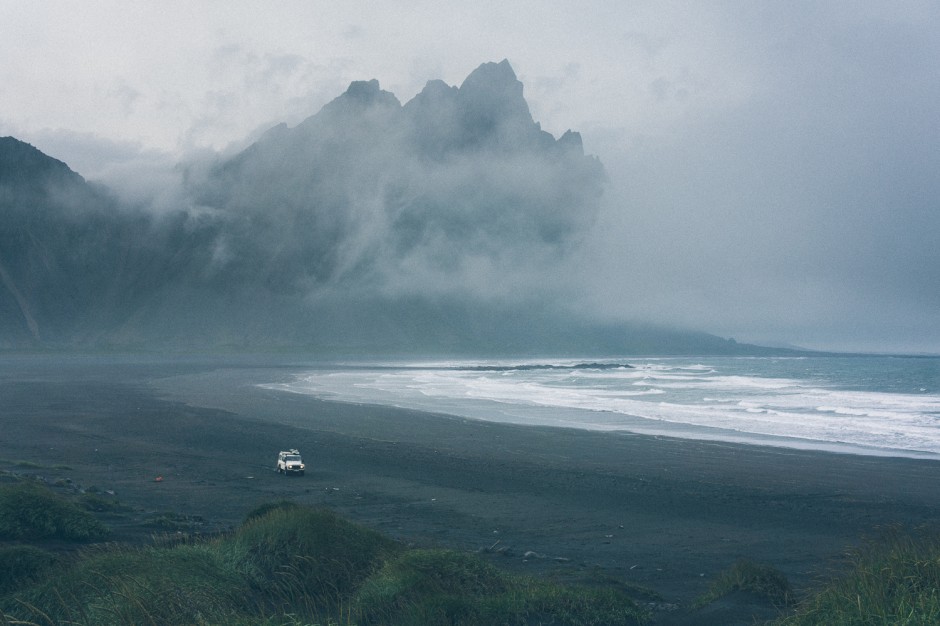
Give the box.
[3,355,940,624]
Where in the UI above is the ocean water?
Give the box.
[263,356,940,459]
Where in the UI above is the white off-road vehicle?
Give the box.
[276,449,305,476]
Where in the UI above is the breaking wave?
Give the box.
[263,356,940,459]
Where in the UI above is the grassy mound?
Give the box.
[232,506,400,615]
[355,549,509,623]
[694,559,792,608]
[775,529,940,625]
[11,545,252,625]
[355,549,649,625]
[4,505,392,625]
[0,482,109,541]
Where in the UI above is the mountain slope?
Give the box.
[0,64,782,355]
[0,137,120,346]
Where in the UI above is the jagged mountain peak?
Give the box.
[418,78,458,98]
[340,78,402,108]
[558,129,584,151]
[457,59,531,122]
[221,59,585,190]
[294,77,402,139]
[460,59,520,90]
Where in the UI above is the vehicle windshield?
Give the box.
[285,455,301,462]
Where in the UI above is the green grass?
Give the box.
[774,529,940,625]
[354,549,509,623]
[243,498,301,523]
[1,501,651,625]
[694,559,792,609]
[504,580,652,626]
[354,549,650,625]
[232,506,399,615]
[10,544,254,625]
[0,545,57,595]
[583,566,665,603]
[0,482,110,541]
[9,486,940,625]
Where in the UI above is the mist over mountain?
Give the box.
[1,61,773,355]
[192,61,602,301]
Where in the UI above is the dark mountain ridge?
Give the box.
[0,136,83,191]
[0,62,785,355]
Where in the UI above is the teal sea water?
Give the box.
[266,356,940,459]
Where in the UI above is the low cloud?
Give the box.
[184,61,605,309]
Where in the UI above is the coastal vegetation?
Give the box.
[0,482,651,625]
[772,528,940,625]
[4,479,940,624]
[682,531,940,624]
[0,482,109,542]
[694,559,793,608]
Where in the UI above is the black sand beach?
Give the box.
[3,356,940,624]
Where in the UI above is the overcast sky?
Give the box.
[2,1,938,354]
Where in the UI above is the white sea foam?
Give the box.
[262,357,940,459]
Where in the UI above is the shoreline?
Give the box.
[4,357,940,622]
[256,357,940,462]
[265,384,940,462]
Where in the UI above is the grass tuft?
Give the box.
[694,559,792,609]
[0,482,110,541]
[0,546,57,595]
[774,528,940,625]
[143,511,206,531]
[243,499,300,523]
[354,549,508,623]
[234,505,399,613]
[8,545,253,625]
